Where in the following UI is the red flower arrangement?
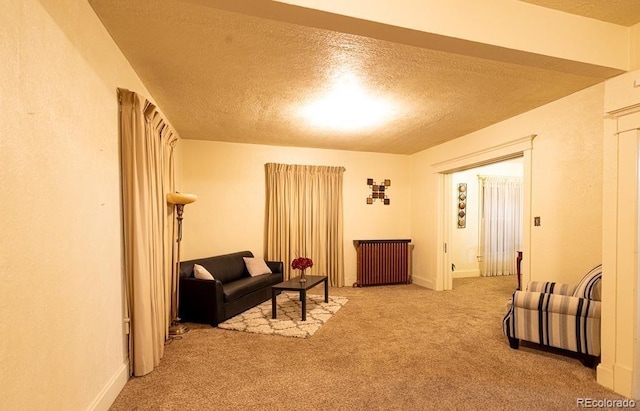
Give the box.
[291,257,313,271]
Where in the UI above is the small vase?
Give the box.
[299,269,307,283]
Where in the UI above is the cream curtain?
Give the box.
[479,176,523,277]
[119,89,178,377]
[265,163,345,287]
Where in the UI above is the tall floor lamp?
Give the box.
[167,192,197,336]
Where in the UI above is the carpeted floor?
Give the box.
[110,276,630,410]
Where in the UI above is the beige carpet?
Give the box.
[218,293,348,338]
[110,276,631,410]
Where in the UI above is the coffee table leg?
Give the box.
[324,278,329,303]
[272,288,277,319]
[301,290,306,321]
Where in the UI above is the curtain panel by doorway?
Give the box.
[479,176,523,277]
[265,163,345,287]
[119,89,178,377]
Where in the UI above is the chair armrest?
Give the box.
[266,260,284,274]
[506,290,602,356]
[526,281,577,296]
[179,277,225,325]
[513,291,601,319]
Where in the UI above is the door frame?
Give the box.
[599,105,640,397]
[432,135,535,290]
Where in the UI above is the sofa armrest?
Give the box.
[513,291,601,319]
[266,260,284,274]
[526,281,577,296]
[178,277,225,326]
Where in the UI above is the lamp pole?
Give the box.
[166,193,197,336]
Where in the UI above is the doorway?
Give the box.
[432,135,534,291]
[448,158,523,286]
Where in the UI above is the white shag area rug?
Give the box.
[218,292,348,338]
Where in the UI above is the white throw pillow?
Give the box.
[194,264,215,280]
[243,257,272,277]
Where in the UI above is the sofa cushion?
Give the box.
[222,273,279,301]
[243,257,272,277]
[194,264,215,280]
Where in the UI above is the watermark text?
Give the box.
[576,398,636,408]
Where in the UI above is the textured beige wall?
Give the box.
[411,83,604,288]
[632,22,640,70]
[179,140,411,286]
[0,1,155,409]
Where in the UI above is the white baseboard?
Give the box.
[597,362,614,391]
[452,269,480,279]
[613,363,634,398]
[87,362,129,411]
[598,362,635,398]
[412,275,435,290]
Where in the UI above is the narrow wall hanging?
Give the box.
[367,178,391,205]
[458,183,467,228]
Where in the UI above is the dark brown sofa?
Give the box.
[178,251,283,326]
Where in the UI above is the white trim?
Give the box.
[615,125,640,135]
[600,116,619,394]
[601,118,640,398]
[616,112,640,134]
[596,362,615,391]
[521,149,533,287]
[443,173,453,290]
[87,362,129,411]
[435,174,446,291]
[412,275,436,290]
[613,363,635,399]
[605,102,640,119]
[452,269,481,278]
[431,135,536,173]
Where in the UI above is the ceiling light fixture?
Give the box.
[298,71,397,133]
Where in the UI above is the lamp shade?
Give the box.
[166,192,197,205]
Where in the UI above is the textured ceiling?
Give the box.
[90,0,627,154]
[520,0,640,26]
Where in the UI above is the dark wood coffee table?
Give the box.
[271,275,328,321]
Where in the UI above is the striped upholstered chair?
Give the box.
[502,264,602,366]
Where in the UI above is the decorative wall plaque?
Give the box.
[367,178,391,205]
